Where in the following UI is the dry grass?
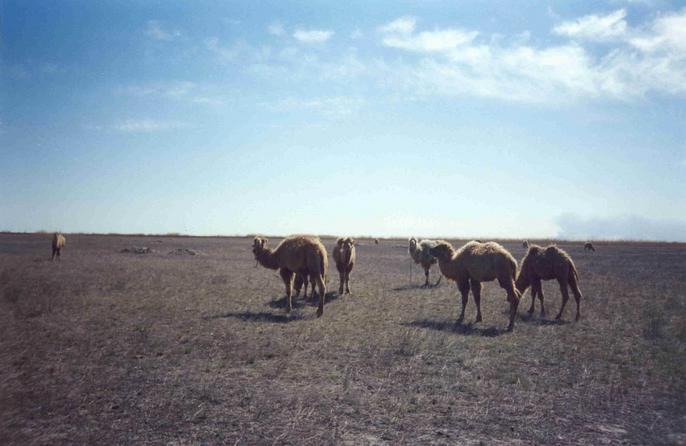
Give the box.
[1,233,685,445]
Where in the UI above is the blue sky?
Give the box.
[1,0,685,240]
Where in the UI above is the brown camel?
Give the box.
[515,245,582,321]
[252,236,328,317]
[429,240,521,331]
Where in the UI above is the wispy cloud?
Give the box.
[261,96,365,117]
[378,17,416,34]
[117,81,226,106]
[110,119,190,133]
[293,28,334,44]
[268,22,285,36]
[146,20,181,41]
[373,9,686,103]
[553,9,628,41]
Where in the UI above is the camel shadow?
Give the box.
[391,284,441,292]
[403,319,508,337]
[267,292,339,309]
[517,313,571,326]
[203,311,311,323]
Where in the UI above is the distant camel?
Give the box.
[522,240,529,249]
[333,237,356,295]
[584,242,595,252]
[408,237,442,288]
[429,240,521,331]
[252,236,328,317]
[516,245,582,321]
[374,239,379,245]
[51,233,66,261]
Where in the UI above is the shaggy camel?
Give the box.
[252,236,328,317]
[408,237,442,288]
[584,242,595,252]
[516,245,582,321]
[333,237,356,294]
[51,233,66,261]
[429,240,521,331]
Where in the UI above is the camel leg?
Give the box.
[345,270,351,294]
[527,281,537,315]
[569,273,582,321]
[314,273,326,317]
[279,268,294,313]
[338,271,345,295]
[456,278,470,323]
[434,273,442,287]
[555,278,570,321]
[51,248,56,261]
[470,279,483,323]
[498,275,520,331]
[423,267,430,288]
[535,280,546,317]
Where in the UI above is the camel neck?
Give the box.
[256,249,279,270]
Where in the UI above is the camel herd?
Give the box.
[251,235,592,331]
[46,231,592,331]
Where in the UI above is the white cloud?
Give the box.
[293,28,334,44]
[118,81,227,106]
[553,9,628,41]
[268,22,285,36]
[378,17,416,34]
[383,29,478,52]
[372,8,686,103]
[261,96,365,117]
[112,119,190,133]
[145,20,181,41]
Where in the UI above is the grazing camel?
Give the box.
[408,237,442,288]
[333,237,356,294]
[584,242,595,252]
[429,240,521,331]
[516,245,582,321]
[252,236,328,317]
[51,233,66,261]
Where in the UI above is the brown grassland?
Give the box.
[1,233,685,445]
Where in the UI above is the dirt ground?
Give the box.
[1,233,685,445]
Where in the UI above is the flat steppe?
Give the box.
[1,233,684,445]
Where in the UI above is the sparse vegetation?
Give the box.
[0,233,684,444]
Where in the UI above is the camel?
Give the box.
[408,237,442,288]
[252,236,328,317]
[333,237,356,294]
[584,242,595,252]
[52,233,66,261]
[429,240,521,331]
[522,240,529,249]
[516,245,582,321]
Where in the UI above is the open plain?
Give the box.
[1,233,685,445]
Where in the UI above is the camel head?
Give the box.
[408,237,417,253]
[429,242,454,261]
[342,237,354,253]
[252,236,268,257]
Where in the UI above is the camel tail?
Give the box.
[568,260,582,299]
